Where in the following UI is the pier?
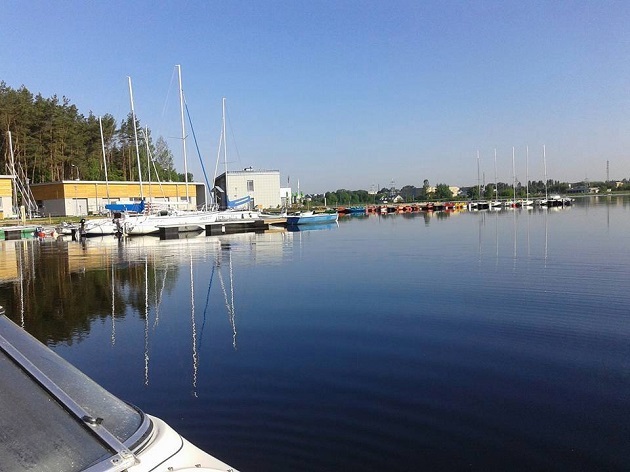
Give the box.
[158,218,286,240]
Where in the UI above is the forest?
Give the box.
[0,82,183,186]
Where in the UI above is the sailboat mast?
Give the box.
[99,116,110,204]
[526,145,529,202]
[127,77,144,199]
[145,126,152,206]
[6,131,17,210]
[220,97,229,207]
[476,150,481,200]
[493,148,497,201]
[543,144,548,200]
[177,65,190,208]
[512,147,516,202]
[222,97,227,176]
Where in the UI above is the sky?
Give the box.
[1,0,629,193]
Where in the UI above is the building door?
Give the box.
[74,199,88,216]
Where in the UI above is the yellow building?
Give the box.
[30,180,207,217]
[0,175,15,219]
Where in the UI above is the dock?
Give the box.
[158,218,287,240]
[0,225,39,240]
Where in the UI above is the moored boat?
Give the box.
[286,211,338,225]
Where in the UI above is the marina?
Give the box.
[0,196,627,471]
[1,5,628,469]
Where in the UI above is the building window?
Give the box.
[247,180,254,192]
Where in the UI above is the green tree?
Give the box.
[434,183,453,200]
[325,191,338,205]
[154,136,176,181]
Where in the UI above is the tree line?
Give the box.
[0,82,183,185]
[3,82,628,204]
[309,178,630,206]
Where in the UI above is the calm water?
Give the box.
[1,196,629,471]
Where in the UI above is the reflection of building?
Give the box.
[214,169,281,210]
[0,242,19,281]
[30,181,207,216]
[0,175,15,219]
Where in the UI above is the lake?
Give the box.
[0,196,628,471]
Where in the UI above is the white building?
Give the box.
[214,169,281,210]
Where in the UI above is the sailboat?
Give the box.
[210,98,263,221]
[468,151,489,210]
[490,149,502,209]
[505,147,521,208]
[82,70,224,237]
[533,145,572,207]
[522,146,534,208]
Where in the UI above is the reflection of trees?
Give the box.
[0,241,179,345]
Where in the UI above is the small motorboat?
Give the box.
[285,211,339,225]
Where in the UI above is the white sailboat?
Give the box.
[490,148,502,209]
[468,151,489,210]
[535,145,550,206]
[210,98,263,219]
[83,69,222,237]
[535,146,572,208]
[504,147,520,208]
[522,145,534,207]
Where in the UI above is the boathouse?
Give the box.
[30,180,207,217]
[214,169,281,210]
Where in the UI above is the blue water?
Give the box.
[1,196,629,471]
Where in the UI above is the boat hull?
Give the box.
[286,213,339,225]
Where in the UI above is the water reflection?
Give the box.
[0,231,284,345]
[286,222,338,232]
[0,197,628,471]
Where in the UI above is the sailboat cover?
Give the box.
[226,195,251,209]
[105,200,145,213]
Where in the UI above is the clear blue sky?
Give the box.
[2,1,629,193]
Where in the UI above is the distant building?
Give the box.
[567,185,599,194]
[30,180,206,217]
[426,186,460,197]
[214,169,281,210]
[280,187,291,207]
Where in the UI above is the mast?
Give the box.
[493,148,497,202]
[526,145,529,203]
[512,147,516,204]
[212,123,224,209]
[99,116,110,204]
[127,76,143,199]
[222,98,228,208]
[177,65,190,208]
[543,144,548,201]
[145,126,152,206]
[476,150,481,200]
[6,131,17,210]
[222,97,227,177]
